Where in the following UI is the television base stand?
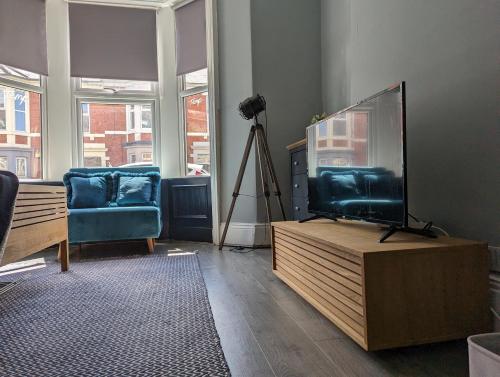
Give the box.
[380,224,436,243]
[299,214,338,223]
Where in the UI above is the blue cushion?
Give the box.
[114,171,161,206]
[322,172,360,199]
[70,176,108,209]
[116,176,153,206]
[68,206,161,243]
[63,172,113,209]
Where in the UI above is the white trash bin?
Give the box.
[468,333,500,377]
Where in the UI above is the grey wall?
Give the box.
[218,0,258,223]
[321,0,500,245]
[217,0,322,226]
[250,0,322,222]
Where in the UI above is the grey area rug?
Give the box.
[0,254,230,377]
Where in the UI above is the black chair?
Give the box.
[0,170,19,259]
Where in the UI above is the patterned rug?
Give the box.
[0,253,230,377]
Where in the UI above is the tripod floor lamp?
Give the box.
[219,94,287,250]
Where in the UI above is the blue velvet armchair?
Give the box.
[63,167,162,252]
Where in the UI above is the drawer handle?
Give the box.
[295,206,300,211]
[293,161,299,166]
[294,184,299,188]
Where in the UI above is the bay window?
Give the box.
[179,68,210,176]
[0,64,45,179]
[74,78,158,168]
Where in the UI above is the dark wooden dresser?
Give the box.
[287,139,311,221]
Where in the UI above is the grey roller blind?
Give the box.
[175,0,207,76]
[69,4,158,81]
[0,0,48,75]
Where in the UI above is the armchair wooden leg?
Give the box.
[58,239,69,272]
[146,238,155,253]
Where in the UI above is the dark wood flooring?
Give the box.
[12,241,470,377]
[186,242,469,377]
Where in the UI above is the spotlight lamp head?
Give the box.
[238,94,266,120]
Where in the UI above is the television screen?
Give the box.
[306,83,407,226]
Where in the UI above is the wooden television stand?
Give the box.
[271,220,490,351]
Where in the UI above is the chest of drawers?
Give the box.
[287,139,311,221]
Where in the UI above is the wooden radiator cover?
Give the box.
[2,184,68,271]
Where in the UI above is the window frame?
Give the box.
[72,78,160,168]
[178,73,209,176]
[0,70,47,181]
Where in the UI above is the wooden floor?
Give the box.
[12,241,470,377]
[189,242,469,377]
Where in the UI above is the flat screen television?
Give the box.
[306,82,407,227]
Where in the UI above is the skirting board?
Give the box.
[219,222,271,247]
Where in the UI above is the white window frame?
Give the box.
[72,78,160,168]
[0,71,47,180]
[178,74,209,176]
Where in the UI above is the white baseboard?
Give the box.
[219,222,271,247]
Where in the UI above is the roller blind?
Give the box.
[0,0,48,75]
[69,4,158,81]
[175,0,207,76]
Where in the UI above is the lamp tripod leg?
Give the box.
[219,126,257,251]
[256,127,273,225]
[256,126,287,220]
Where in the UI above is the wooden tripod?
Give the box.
[219,119,286,250]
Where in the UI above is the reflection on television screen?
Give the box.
[307,84,405,225]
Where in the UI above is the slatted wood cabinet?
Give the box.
[1,184,69,272]
[272,220,490,351]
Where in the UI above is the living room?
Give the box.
[0,0,498,376]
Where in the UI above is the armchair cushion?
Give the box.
[115,171,161,206]
[63,172,113,209]
[68,206,161,243]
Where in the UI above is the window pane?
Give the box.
[318,122,327,137]
[184,68,208,90]
[16,157,27,177]
[184,92,210,175]
[81,103,90,133]
[141,105,152,128]
[81,102,153,167]
[0,89,6,130]
[333,119,347,136]
[15,90,26,132]
[80,78,153,92]
[0,64,41,87]
[0,85,43,179]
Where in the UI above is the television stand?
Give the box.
[271,220,490,351]
[380,223,436,243]
[299,214,337,223]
